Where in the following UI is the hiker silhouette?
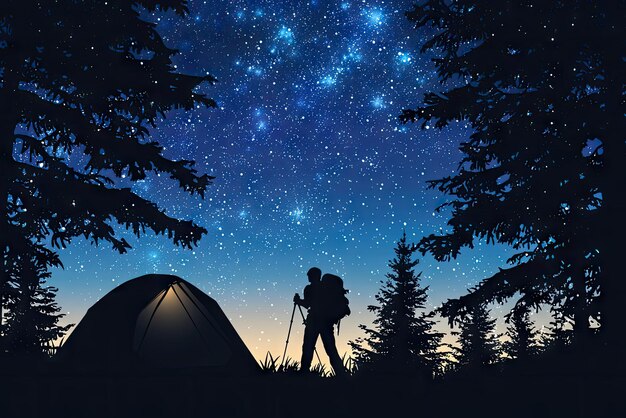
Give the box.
[293,267,349,376]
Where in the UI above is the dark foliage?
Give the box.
[401,1,625,350]
[0,0,215,352]
[503,305,540,361]
[350,232,443,377]
[452,303,501,370]
[539,310,574,353]
[4,254,72,355]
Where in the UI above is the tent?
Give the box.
[56,274,259,374]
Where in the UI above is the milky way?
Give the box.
[52,0,514,360]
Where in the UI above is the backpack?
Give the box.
[320,273,350,324]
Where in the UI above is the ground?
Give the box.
[0,359,623,418]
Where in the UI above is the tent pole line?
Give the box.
[136,289,168,352]
[171,285,215,349]
[176,282,231,342]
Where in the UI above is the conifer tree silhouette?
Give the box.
[0,1,215,351]
[453,303,501,370]
[539,310,574,353]
[4,254,72,356]
[503,306,540,361]
[350,232,443,378]
[401,1,623,351]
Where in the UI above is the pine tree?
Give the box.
[350,232,443,378]
[503,306,540,361]
[401,1,623,349]
[539,310,574,353]
[0,1,215,350]
[4,254,72,356]
[453,303,501,370]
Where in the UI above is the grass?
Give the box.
[259,352,300,374]
[259,351,358,378]
[259,352,336,377]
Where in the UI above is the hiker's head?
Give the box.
[307,267,322,283]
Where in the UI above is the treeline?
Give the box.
[349,232,579,379]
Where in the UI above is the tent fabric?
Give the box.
[56,274,259,374]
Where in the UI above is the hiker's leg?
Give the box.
[320,324,346,376]
[300,323,318,371]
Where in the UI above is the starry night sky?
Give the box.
[51,0,516,361]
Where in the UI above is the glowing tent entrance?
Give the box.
[132,281,231,368]
[56,274,259,374]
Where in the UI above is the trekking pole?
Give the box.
[281,302,297,368]
[296,305,323,366]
